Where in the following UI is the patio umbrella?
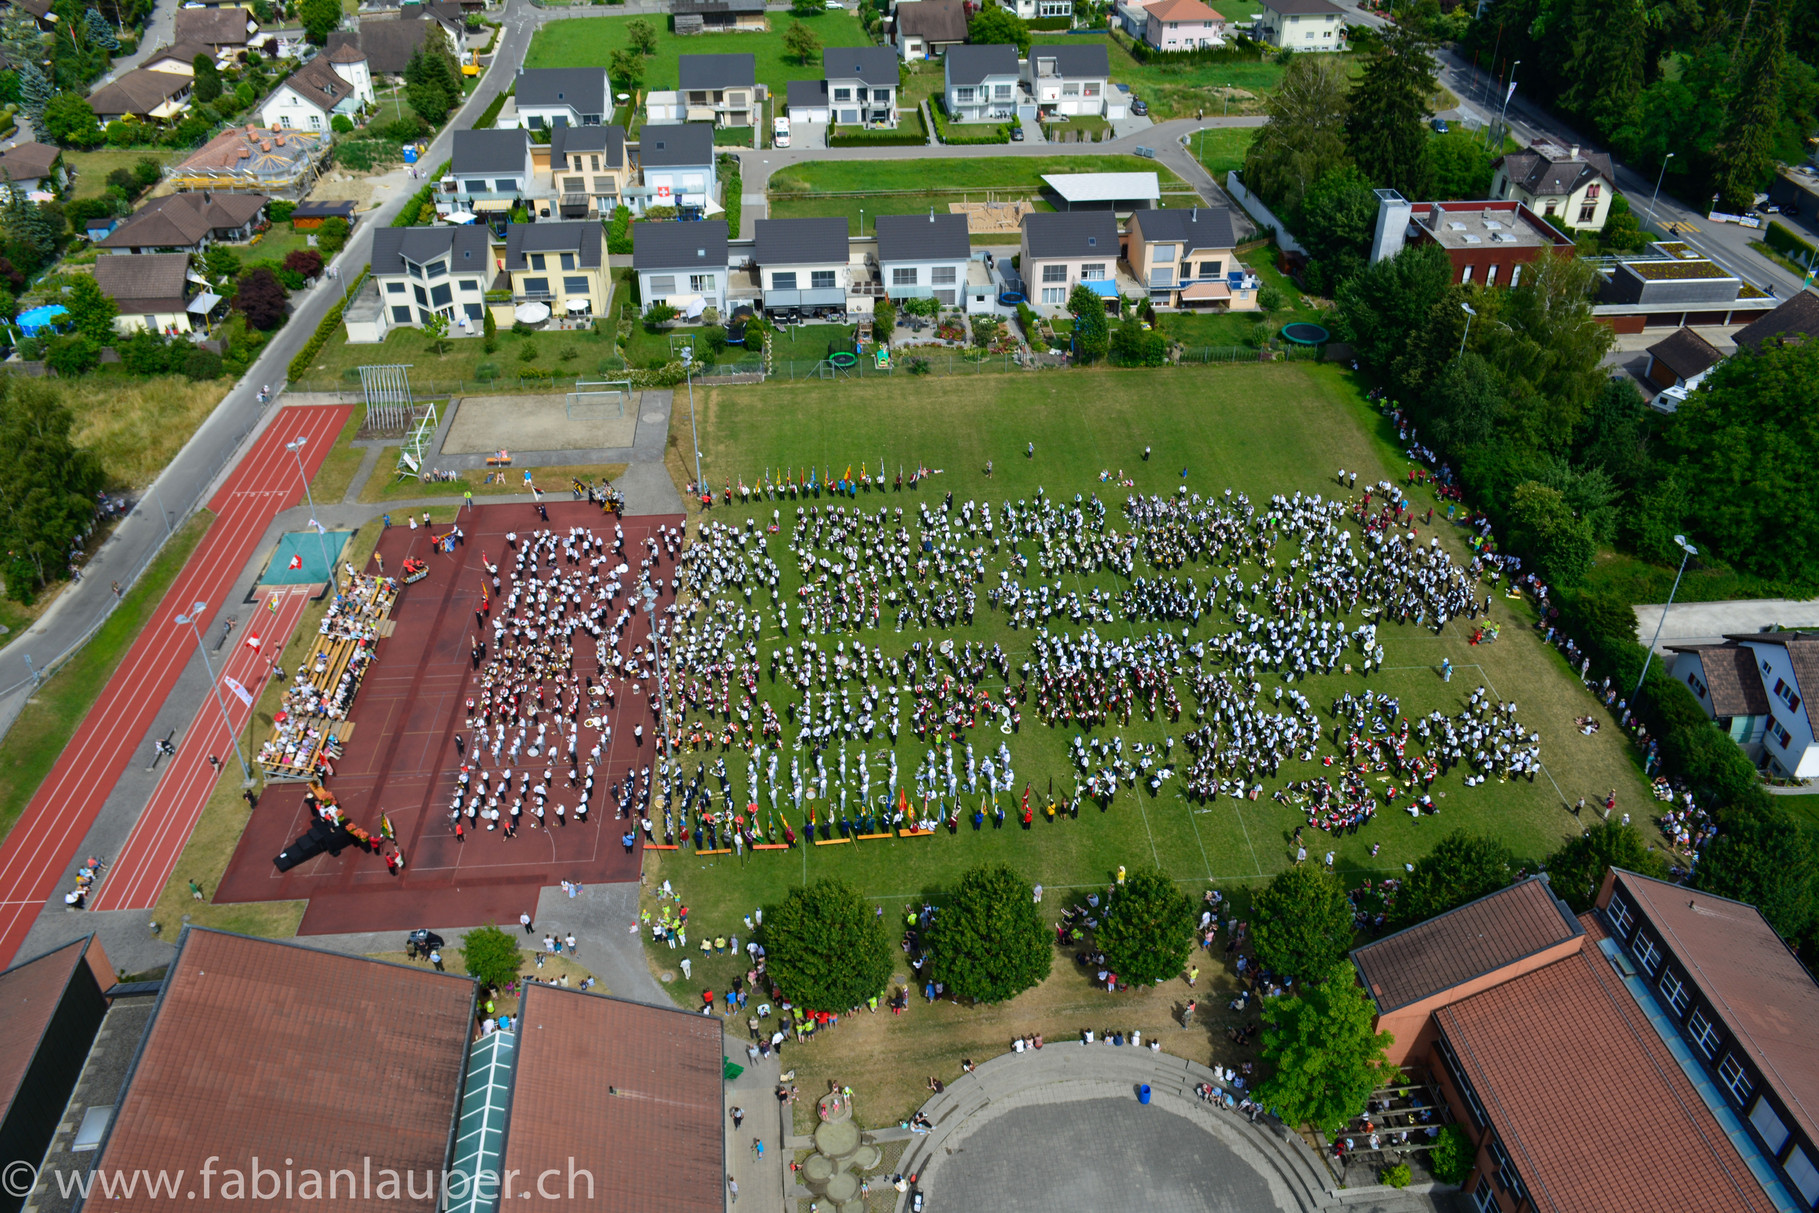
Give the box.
[514,302,551,324]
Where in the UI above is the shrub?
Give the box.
[181,348,224,380]
[235,267,289,330]
[267,200,296,223]
[284,248,325,279]
[316,216,351,255]
[46,334,100,376]
[458,924,522,990]
[643,302,677,330]
[1381,1163,1412,1189]
[330,113,355,133]
[1428,1125,1473,1185]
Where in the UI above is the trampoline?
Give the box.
[829,351,858,368]
[1280,322,1331,345]
[999,291,1026,305]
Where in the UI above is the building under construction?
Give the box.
[165,125,331,197]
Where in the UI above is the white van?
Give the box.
[773,116,791,148]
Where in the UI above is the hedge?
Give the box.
[287,265,369,382]
[475,87,513,130]
[829,112,928,147]
[1125,32,1265,64]
[1027,15,1072,28]
[392,161,451,227]
[718,153,743,237]
[1765,219,1817,264]
[930,100,1009,145]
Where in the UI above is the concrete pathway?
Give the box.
[1633,598,1819,654]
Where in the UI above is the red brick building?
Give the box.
[1369,190,1576,286]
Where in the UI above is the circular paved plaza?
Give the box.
[934,1096,1279,1213]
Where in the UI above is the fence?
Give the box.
[765,344,1316,380]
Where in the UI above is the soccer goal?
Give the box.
[566,381,632,420]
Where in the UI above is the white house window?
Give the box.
[1585,183,1602,199]
[1631,932,1661,974]
[1769,717,1793,749]
[772,272,797,289]
[391,305,412,323]
[387,281,406,294]
[1080,264,1106,280]
[427,261,448,279]
[956,87,975,102]
[1687,672,1709,699]
[495,179,517,192]
[1040,287,1065,304]
[1718,1054,1753,1106]
[1750,1096,1791,1153]
[309,114,321,129]
[465,180,488,193]
[1042,265,1067,283]
[1154,244,1176,262]
[1658,970,1688,1016]
[931,266,957,285]
[892,267,918,286]
[810,270,837,289]
[430,283,452,307]
[649,275,677,294]
[1687,1008,1721,1058]
[1773,678,1801,711]
[994,84,1013,99]
[1083,82,1100,96]
[1606,894,1633,937]
[279,114,293,128]
[690,273,716,292]
[1062,83,1080,96]
[834,87,852,101]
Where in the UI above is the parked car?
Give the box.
[1430,117,1449,133]
[1131,96,1148,116]
[1011,124,1025,141]
[773,116,791,148]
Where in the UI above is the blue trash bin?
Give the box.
[1139,1084,1152,1105]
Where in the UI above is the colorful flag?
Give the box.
[243,631,262,650]
[380,813,396,841]
[287,553,303,570]
[224,676,253,708]
[266,593,281,614]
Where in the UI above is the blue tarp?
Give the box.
[1077,280,1119,298]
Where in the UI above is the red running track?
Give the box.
[0,404,350,965]
[89,585,314,912]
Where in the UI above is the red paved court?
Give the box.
[215,501,682,936]
[0,405,350,967]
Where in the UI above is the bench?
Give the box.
[485,451,512,467]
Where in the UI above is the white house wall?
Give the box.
[1740,641,1819,778]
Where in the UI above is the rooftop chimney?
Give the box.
[1569,144,1580,159]
[1370,188,1413,264]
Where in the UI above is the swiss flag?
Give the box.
[288,553,303,570]
[244,632,262,650]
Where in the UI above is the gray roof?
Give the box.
[1022,210,1119,260]
[92,251,191,311]
[1028,43,1108,77]
[1495,142,1614,198]
[638,123,714,168]
[1729,288,1819,352]
[452,127,530,177]
[325,21,434,74]
[672,0,766,13]
[172,6,254,45]
[633,219,730,271]
[370,224,491,277]
[1260,0,1343,12]
[505,220,605,270]
[551,123,626,168]
[1129,205,1237,249]
[677,53,755,91]
[514,67,611,117]
[787,78,829,108]
[822,45,897,86]
[874,212,970,263]
[896,0,968,44]
[945,44,1018,86]
[755,217,849,266]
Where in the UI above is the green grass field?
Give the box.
[1187,125,1258,184]
[1031,33,1319,118]
[63,149,179,200]
[296,324,622,391]
[770,154,1186,196]
[522,10,869,100]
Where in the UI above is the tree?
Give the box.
[1391,831,1517,928]
[1491,251,1612,445]
[761,878,894,1010]
[316,215,350,254]
[1240,52,1350,217]
[610,48,645,93]
[1662,338,1819,584]
[1255,966,1394,1134]
[790,0,823,14]
[1110,315,1168,365]
[64,273,117,341]
[482,303,497,352]
[192,53,223,103]
[1296,164,1378,286]
[1334,240,1450,372]
[967,3,1030,55]
[872,293,895,343]
[927,863,1051,1002]
[625,16,658,54]
[1711,6,1786,213]
[1094,865,1195,985]
[458,923,522,989]
[1252,865,1354,981]
[643,301,677,330]
[1558,0,1647,139]
[82,7,117,51]
[422,309,450,354]
[0,376,106,601]
[1343,25,1437,200]
[782,19,821,66]
[1422,350,1504,451]
[42,94,101,148]
[203,244,242,283]
[283,248,324,278]
[45,334,100,377]
[1544,820,1666,912]
[1427,128,1495,200]
[1695,807,1819,945]
[1066,283,1109,363]
[16,62,53,131]
[1508,481,1596,585]
[234,266,288,330]
[299,0,340,43]
[409,80,451,125]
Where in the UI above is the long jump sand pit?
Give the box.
[442,392,640,454]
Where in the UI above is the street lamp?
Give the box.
[642,582,666,752]
[284,436,334,584]
[1647,152,1676,229]
[1633,535,1697,702]
[174,601,252,783]
[858,207,865,238]
[1457,302,1476,360]
[681,345,702,497]
[1492,59,1520,149]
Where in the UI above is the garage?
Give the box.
[787,79,830,125]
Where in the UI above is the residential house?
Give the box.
[677,54,761,127]
[324,11,459,78]
[1642,326,1724,409]
[671,0,767,32]
[1020,209,1120,309]
[635,123,717,217]
[0,142,65,200]
[754,217,853,314]
[172,5,257,50]
[92,252,207,335]
[88,69,193,124]
[97,190,267,254]
[1669,629,1819,777]
[1125,206,1252,308]
[138,40,222,77]
[823,46,899,128]
[944,44,1021,122]
[505,221,610,318]
[1142,0,1224,51]
[874,211,970,306]
[513,66,612,130]
[368,224,492,334]
[258,51,371,132]
[1369,190,1576,286]
[547,123,629,218]
[291,199,357,229]
[1256,0,1345,50]
[633,218,730,316]
[786,78,830,124]
[1114,0,1162,39]
[1490,141,1616,230]
[1024,43,1110,117]
[0,0,55,30]
[1008,0,1072,20]
[1731,287,1819,351]
[894,0,968,61]
[451,127,535,216]
[1347,872,1809,1213]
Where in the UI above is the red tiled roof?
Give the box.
[1352,876,1581,1012]
[1437,945,1772,1213]
[504,986,723,1212]
[1615,870,1819,1145]
[93,930,475,1213]
[0,938,90,1125]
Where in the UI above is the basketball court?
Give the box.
[215,500,682,934]
[441,392,640,454]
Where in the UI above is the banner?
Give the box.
[224,676,254,708]
[288,553,303,570]
[244,631,262,650]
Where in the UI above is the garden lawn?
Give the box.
[1187,125,1258,184]
[1031,33,1328,118]
[358,462,626,503]
[623,321,761,370]
[64,149,180,200]
[296,324,623,393]
[522,10,869,99]
[770,154,1186,195]
[648,362,1655,1102]
[308,408,367,504]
